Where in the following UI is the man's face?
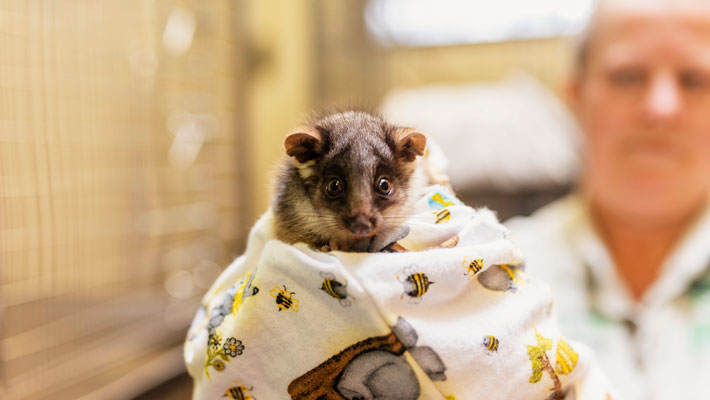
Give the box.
[573,8,710,225]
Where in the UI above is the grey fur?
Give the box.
[273,111,428,252]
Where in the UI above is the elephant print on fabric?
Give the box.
[287,317,446,400]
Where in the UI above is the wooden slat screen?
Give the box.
[0,1,247,398]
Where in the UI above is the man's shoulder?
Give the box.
[503,194,586,279]
[505,194,583,244]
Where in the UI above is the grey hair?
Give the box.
[573,0,710,77]
[573,1,602,78]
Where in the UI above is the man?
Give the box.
[507,1,710,399]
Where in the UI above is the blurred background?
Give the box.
[0,0,593,398]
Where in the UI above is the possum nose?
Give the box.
[348,215,373,236]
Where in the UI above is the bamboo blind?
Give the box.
[0,1,247,399]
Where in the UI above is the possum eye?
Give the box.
[324,177,344,198]
[376,177,393,195]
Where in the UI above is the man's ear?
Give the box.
[284,127,322,163]
[565,75,583,120]
[395,128,427,162]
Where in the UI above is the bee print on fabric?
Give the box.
[482,335,499,353]
[319,272,351,307]
[204,334,245,378]
[554,338,579,375]
[433,208,451,224]
[398,266,434,303]
[270,285,299,312]
[223,383,254,400]
[462,257,484,279]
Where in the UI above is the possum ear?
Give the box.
[284,127,322,163]
[395,128,427,162]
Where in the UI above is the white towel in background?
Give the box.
[381,73,582,192]
[184,185,618,400]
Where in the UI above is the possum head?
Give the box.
[282,111,427,250]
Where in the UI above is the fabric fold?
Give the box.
[185,185,618,400]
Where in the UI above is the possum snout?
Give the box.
[347,214,375,236]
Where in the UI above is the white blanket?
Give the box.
[184,185,617,400]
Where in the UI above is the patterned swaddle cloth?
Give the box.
[184,185,619,400]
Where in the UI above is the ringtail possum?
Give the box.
[273,110,430,252]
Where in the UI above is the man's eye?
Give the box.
[608,69,646,88]
[680,71,710,90]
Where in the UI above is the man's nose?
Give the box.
[643,72,682,125]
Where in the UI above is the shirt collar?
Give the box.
[565,195,710,317]
[643,203,710,307]
[566,195,636,320]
